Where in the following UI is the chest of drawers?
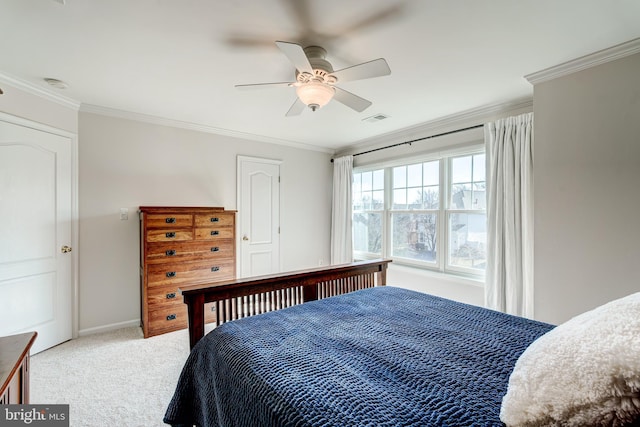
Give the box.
[139,206,236,337]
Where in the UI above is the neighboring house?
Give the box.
[0,47,638,340]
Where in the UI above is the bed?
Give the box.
[165,261,640,426]
[164,286,552,426]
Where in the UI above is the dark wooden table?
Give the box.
[0,331,37,404]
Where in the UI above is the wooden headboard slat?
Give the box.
[180,259,391,349]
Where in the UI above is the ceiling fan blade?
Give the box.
[285,97,306,117]
[340,5,404,36]
[332,58,391,83]
[333,87,372,112]
[282,0,313,34]
[225,36,276,49]
[235,82,293,90]
[275,41,313,75]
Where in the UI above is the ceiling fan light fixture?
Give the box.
[296,81,335,111]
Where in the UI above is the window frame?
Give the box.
[444,152,487,276]
[388,158,442,269]
[352,146,486,279]
[352,168,386,259]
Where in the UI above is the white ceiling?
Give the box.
[1,0,639,152]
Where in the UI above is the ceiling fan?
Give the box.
[235,41,391,116]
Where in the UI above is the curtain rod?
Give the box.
[330,124,484,162]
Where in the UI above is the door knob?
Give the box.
[61,245,72,253]
[242,235,249,241]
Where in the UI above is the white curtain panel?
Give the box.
[485,112,534,318]
[331,155,353,265]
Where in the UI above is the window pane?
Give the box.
[373,169,384,190]
[408,187,422,210]
[473,182,486,210]
[449,213,486,270]
[423,186,439,209]
[393,189,406,209]
[451,184,471,209]
[424,161,439,186]
[362,192,372,210]
[391,213,437,263]
[473,154,485,182]
[407,164,422,187]
[353,212,382,254]
[393,166,406,188]
[361,171,372,192]
[372,190,384,210]
[452,156,472,184]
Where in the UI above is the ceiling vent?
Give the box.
[362,114,389,123]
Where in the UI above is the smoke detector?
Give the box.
[44,78,68,89]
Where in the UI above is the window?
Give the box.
[391,161,439,265]
[352,151,486,278]
[447,153,486,274]
[352,169,384,256]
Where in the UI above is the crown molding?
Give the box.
[0,70,333,154]
[342,97,533,154]
[0,71,81,110]
[525,37,640,85]
[79,104,335,154]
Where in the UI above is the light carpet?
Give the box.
[30,327,191,427]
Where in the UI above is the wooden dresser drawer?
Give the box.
[145,240,235,264]
[145,214,193,228]
[146,302,219,335]
[146,229,193,242]
[147,305,188,335]
[146,285,218,314]
[147,284,184,308]
[194,227,234,240]
[195,213,234,227]
[147,259,235,287]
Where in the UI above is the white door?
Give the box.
[238,157,281,277]
[0,118,74,354]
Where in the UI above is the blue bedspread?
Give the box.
[164,286,553,427]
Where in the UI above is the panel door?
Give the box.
[0,119,73,354]
[238,157,281,277]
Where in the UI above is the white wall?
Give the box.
[533,53,640,325]
[78,112,333,333]
[0,83,77,133]
[387,264,483,306]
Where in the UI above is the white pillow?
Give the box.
[500,292,640,427]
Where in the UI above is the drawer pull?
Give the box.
[211,266,220,272]
[166,292,176,299]
[165,250,176,256]
[210,230,219,236]
[166,271,176,278]
[165,217,176,224]
[210,217,219,222]
[166,314,177,321]
[211,247,220,252]
[165,232,176,238]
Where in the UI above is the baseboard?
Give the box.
[78,319,141,337]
